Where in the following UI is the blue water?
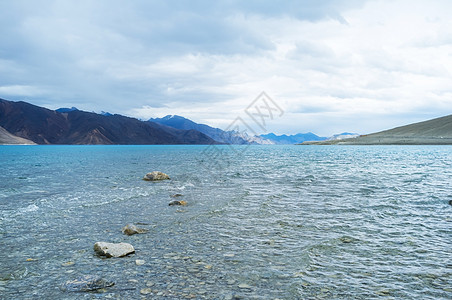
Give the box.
[0,145,451,299]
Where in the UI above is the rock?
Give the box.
[168,200,187,206]
[94,242,135,258]
[62,261,75,267]
[122,224,148,235]
[339,236,353,243]
[238,283,252,289]
[140,288,153,295]
[170,193,183,198]
[61,275,114,292]
[143,171,170,181]
[449,199,452,205]
[135,259,145,266]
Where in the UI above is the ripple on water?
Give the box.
[0,145,451,299]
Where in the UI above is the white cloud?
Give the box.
[0,0,451,136]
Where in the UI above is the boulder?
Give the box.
[61,275,114,292]
[122,224,148,236]
[143,171,170,181]
[169,200,187,206]
[94,242,135,258]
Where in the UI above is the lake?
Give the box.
[0,145,451,299]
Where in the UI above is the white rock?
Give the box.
[93,242,135,258]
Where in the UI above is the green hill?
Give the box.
[303,114,452,145]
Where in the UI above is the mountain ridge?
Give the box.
[260,132,326,144]
[149,115,273,144]
[0,99,219,145]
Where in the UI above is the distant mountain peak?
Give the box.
[100,111,113,116]
[261,132,326,144]
[56,107,78,113]
[326,132,359,141]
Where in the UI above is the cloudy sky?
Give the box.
[1,0,451,136]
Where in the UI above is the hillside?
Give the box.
[0,126,36,144]
[303,114,452,145]
[0,99,218,145]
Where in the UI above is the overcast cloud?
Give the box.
[1,0,451,135]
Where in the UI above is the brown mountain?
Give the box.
[303,114,452,145]
[0,98,218,145]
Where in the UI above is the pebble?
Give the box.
[224,294,233,300]
[238,283,251,289]
[143,171,170,181]
[122,224,148,235]
[339,237,353,243]
[224,254,235,257]
[61,275,114,292]
[376,289,391,295]
[169,200,187,206]
[62,261,74,267]
[227,279,236,285]
[140,288,152,295]
[136,260,145,266]
[146,281,155,287]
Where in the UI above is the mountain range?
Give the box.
[149,115,250,144]
[150,115,334,145]
[0,99,217,145]
[2,98,450,145]
[260,132,326,144]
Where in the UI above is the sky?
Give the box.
[1,0,451,136]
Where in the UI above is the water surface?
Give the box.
[0,145,451,299]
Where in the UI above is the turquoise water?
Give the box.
[0,145,451,299]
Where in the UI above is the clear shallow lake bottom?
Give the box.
[0,145,451,299]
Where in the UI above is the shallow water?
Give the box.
[0,145,451,299]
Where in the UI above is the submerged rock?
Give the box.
[170,193,183,198]
[143,171,170,181]
[135,259,146,266]
[122,224,148,236]
[61,275,114,292]
[94,242,135,258]
[169,200,187,206]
